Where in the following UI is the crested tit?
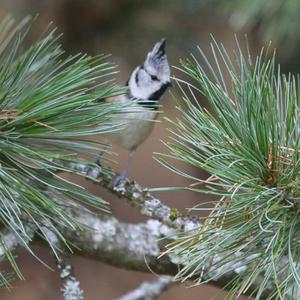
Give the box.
[105,39,171,186]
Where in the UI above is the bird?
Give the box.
[104,38,171,187]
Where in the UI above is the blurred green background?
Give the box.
[0,0,299,299]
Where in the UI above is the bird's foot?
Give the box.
[84,158,102,179]
[84,164,102,179]
[112,174,126,188]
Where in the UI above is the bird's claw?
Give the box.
[112,174,126,188]
[83,156,103,178]
[84,165,102,178]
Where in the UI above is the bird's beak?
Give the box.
[157,38,166,53]
[152,38,167,58]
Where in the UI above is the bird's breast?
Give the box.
[106,108,158,151]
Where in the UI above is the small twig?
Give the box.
[57,257,84,300]
[116,276,173,300]
[65,161,200,232]
[42,226,84,300]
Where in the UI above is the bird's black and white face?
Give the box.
[127,39,171,101]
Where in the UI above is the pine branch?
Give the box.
[36,168,282,299]
[0,15,125,286]
[116,276,173,300]
[31,200,275,299]
[56,210,178,275]
[63,161,200,231]
[156,38,300,298]
[0,172,283,298]
[54,162,290,298]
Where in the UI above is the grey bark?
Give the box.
[116,276,173,300]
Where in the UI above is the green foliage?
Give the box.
[159,39,300,298]
[216,0,300,45]
[0,16,124,286]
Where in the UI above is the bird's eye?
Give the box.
[135,71,139,84]
[150,74,159,81]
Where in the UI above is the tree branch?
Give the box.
[57,258,84,300]
[116,276,173,300]
[66,162,200,231]
[13,162,276,298]
[56,207,178,275]
[46,206,274,298]
[40,216,85,300]
[56,162,279,299]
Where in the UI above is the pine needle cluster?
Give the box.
[159,38,300,299]
[0,16,124,286]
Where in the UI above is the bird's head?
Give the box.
[127,39,171,100]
